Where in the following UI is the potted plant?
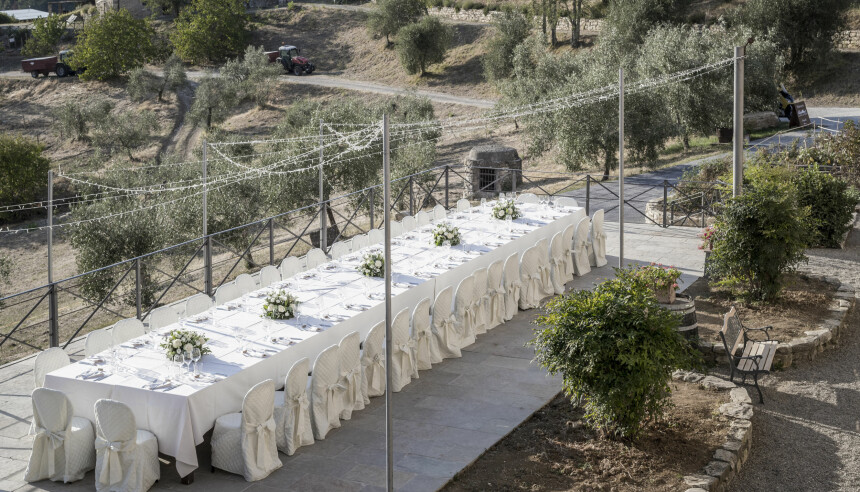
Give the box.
[635,263,682,304]
[698,225,716,279]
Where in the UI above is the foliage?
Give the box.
[90,110,160,160]
[603,0,691,51]
[171,0,249,64]
[127,67,160,101]
[185,74,238,129]
[491,199,520,219]
[22,14,65,56]
[531,268,699,439]
[160,329,210,360]
[127,54,187,102]
[482,9,531,83]
[620,263,681,291]
[52,98,113,141]
[221,45,282,108]
[396,16,453,75]
[794,120,860,188]
[431,222,461,246]
[142,0,188,16]
[263,289,298,320]
[73,9,157,80]
[735,0,852,73]
[0,12,14,24]
[359,251,385,277]
[0,255,10,297]
[0,135,50,220]
[368,0,426,45]
[792,166,857,248]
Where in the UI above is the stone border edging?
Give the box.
[672,370,754,492]
[696,276,856,369]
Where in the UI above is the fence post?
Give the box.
[511,168,517,194]
[204,236,212,296]
[320,201,328,251]
[135,258,142,319]
[662,181,668,228]
[585,175,590,216]
[369,188,375,229]
[444,166,449,209]
[268,219,274,266]
[48,283,59,348]
[409,177,414,216]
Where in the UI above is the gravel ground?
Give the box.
[728,216,860,491]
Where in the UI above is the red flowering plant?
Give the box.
[698,225,717,251]
[636,263,682,292]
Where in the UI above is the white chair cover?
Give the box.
[259,265,281,287]
[556,197,578,208]
[34,348,70,389]
[573,216,592,276]
[390,221,403,237]
[305,248,328,269]
[214,282,241,306]
[235,273,256,295]
[503,253,521,321]
[111,318,144,346]
[535,238,554,296]
[148,305,179,331]
[368,228,384,244]
[454,276,477,349]
[401,216,416,231]
[416,211,431,226]
[590,209,608,267]
[185,293,213,317]
[85,330,113,357]
[93,399,159,492]
[471,267,489,336]
[519,246,543,309]
[561,224,576,279]
[432,286,460,359]
[309,345,343,440]
[517,193,539,204]
[549,232,568,295]
[433,204,447,221]
[25,388,95,484]
[274,358,314,456]
[279,256,303,279]
[412,297,441,370]
[456,198,470,212]
[338,332,364,420]
[361,322,386,400]
[351,234,370,251]
[211,380,282,482]
[390,308,415,392]
[329,241,350,259]
[487,260,506,329]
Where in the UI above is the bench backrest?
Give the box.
[720,306,743,356]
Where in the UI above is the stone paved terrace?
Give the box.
[0,222,704,492]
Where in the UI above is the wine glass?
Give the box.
[480,197,487,213]
[190,348,202,377]
[172,353,184,381]
[208,305,217,327]
[505,215,513,236]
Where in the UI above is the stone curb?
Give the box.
[673,370,753,492]
[696,277,856,369]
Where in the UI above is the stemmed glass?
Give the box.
[208,305,217,327]
[190,348,202,377]
[172,353,184,381]
[232,325,246,351]
[505,214,513,236]
[480,197,487,214]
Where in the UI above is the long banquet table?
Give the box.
[45,201,585,478]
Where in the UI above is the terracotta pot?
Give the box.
[654,285,676,304]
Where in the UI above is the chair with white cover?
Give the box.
[279,256,303,279]
[401,215,417,231]
[148,305,179,331]
[185,293,213,317]
[456,198,471,212]
[519,246,543,310]
[259,265,281,288]
[34,348,70,388]
[471,267,489,336]
[561,224,576,280]
[214,282,240,306]
[433,204,447,221]
[555,197,578,208]
[549,232,568,295]
[572,216,592,276]
[516,193,539,204]
[112,318,145,346]
[453,275,477,349]
[211,380,282,481]
[25,388,95,484]
[412,297,441,370]
[503,253,521,321]
[85,330,113,358]
[432,286,460,359]
[361,322,386,400]
[351,234,370,251]
[309,345,343,440]
[390,221,403,237]
[93,399,159,492]
[416,211,431,227]
[535,238,554,296]
[391,308,416,392]
[329,241,350,260]
[235,273,256,295]
[304,248,328,269]
[338,332,364,420]
[487,260,506,329]
[273,358,314,456]
[368,228,384,244]
[589,209,608,267]
[274,357,314,456]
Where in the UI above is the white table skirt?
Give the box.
[45,202,585,477]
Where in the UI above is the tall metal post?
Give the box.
[135,258,142,319]
[662,181,668,228]
[444,166,449,209]
[618,68,625,268]
[203,141,212,296]
[319,120,327,251]
[382,114,394,492]
[733,46,745,197]
[47,170,58,347]
[585,176,590,216]
[369,188,375,230]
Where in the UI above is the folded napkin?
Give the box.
[242,349,272,358]
[143,380,176,391]
[77,368,108,381]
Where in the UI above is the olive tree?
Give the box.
[396,16,453,76]
[73,9,157,80]
[22,14,65,56]
[221,46,282,108]
[367,0,426,46]
[0,134,50,217]
[91,110,160,161]
[171,0,249,64]
[483,9,531,83]
[603,0,691,51]
[52,98,113,141]
[186,74,238,129]
[127,54,187,102]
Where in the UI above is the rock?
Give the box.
[701,376,736,390]
[727,426,748,444]
[743,111,779,131]
[730,387,752,405]
[805,329,832,345]
[788,335,818,353]
[730,419,752,430]
[704,459,732,480]
[714,448,738,469]
[684,474,717,490]
[719,402,754,420]
[722,440,743,453]
[838,299,852,307]
[684,489,708,492]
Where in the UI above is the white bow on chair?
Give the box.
[362,353,386,394]
[254,418,277,466]
[291,393,309,437]
[326,381,346,423]
[95,437,132,487]
[396,339,416,376]
[341,367,361,406]
[34,426,65,476]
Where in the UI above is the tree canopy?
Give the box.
[396,16,453,76]
[73,9,157,80]
[367,0,426,45]
[171,0,249,64]
[22,14,65,56]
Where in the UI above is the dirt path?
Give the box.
[161,82,202,159]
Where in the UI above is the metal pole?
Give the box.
[203,141,212,296]
[319,120,327,251]
[662,181,668,228]
[732,46,745,197]
[618,68,625,268]
[444,165,449,209]
[382,114,394,492]
[585,175,590,216]
[369,188,375,230]
[268,219,274,266]
[135,258,142,319]
[47,170,58,347]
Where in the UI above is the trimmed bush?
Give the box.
[792,166,857,247]
[0,135,50,220]
[396,16,453,76]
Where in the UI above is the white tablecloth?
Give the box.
[45,202,585,477]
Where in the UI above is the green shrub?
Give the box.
[172,0,249,64]
[396,16,452,75]
[367,0,426,45]
[127,67,160,101]
[482,9,531,82]
[74,8,158,80]
[531,268,700,439]
[792,166,857,247]
[0,12,15,24]
[22,14,66,56]
[0,135,50,219]
[52,98,113,141]
[90,110,160,160]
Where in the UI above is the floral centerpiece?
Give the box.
[358,251,385,278]
[491,199,521,220]
[698,225,717,251]
[635,263,682,303]
[262,289,299,320]
[160,329,210,359]
[431,222,461,247]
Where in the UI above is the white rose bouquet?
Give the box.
[431,222,461,247]
[358,251,385,278]
[160,329,210,359]
[262,289,299,320]
[491,199,521,220]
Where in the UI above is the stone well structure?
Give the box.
[463,145,522,198]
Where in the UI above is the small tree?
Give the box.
[159,54,187,101]
[171,0,249,64]
[396,16,452,76]
[22,14,65,56]
[0,12,16,24]
[53,98,114,140]
[604,0,690,52]
[792,166,857,248]
[142,0,188,16]
[221,46,282,108]
[0,134,50,214]
[91,110,160,160]
[127,67,160,101]
[73,8,157,80]
[126,54,187,102]
[367,0,426,46]
[482,9,531,83]
[186,75,237,129]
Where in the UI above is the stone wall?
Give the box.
[836,30,860,50]
[427,7,604,32]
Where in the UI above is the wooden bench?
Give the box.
[720,306,778,403]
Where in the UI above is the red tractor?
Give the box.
[266,45,315,76]
[21,50,81,78]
